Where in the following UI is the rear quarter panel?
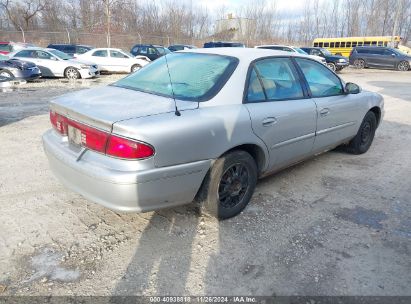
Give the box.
[112,105,269,170]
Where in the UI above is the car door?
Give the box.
[90,50,109,70]
[147,47,160,60]
[294,58,360,153]
[244,57,317,171]
[25,50,58,77]
[109,50,130,72]
[378,49,399,68]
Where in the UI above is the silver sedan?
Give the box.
[43,48,384,219]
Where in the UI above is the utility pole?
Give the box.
[104,0,111,48]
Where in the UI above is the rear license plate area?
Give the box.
[68,125,83,148]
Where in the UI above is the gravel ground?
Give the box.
[0,69,410,296]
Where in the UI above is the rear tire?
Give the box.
[196,150,258,220]
[64,67,80,80]
[397,61,410,71]
[354,59,365,69]
[0,70,14,79]
[344,111,377,155]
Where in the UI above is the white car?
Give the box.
[255,45,327,65]
[10,47,99,79]
[78,48,150,73]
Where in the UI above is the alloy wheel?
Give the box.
[398,61,410,71]
[66,68,79,80]
[354,59,365,69]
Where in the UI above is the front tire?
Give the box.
[327,62,336,72]
[344,111,377,154]
[354,59,365,69]
[196,150,257,220]
[397,61,410,71]
[131,64,142,73]
[64,67,80,80]
[0,70,14,79]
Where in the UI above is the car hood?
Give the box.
[50,85,199,131]
[64,58,96,66]
[308,54,325,61]
[1,58,37,69]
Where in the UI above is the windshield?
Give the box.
[295,48,308,55]
[0,54,8,61]
[122,50,134,58]
[114,53,238,102]
[320,48,332,55]
[49,49,73,60]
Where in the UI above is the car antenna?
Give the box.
[164,54,181,116]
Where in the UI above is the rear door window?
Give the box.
[296,58,343,98]
[246,58,304,102]
[92,50,108,57]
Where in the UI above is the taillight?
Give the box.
[50,110,68,135]
[49,110,154,159]
[106,135,154,159]
[67,119,109,153]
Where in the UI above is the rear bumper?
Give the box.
[42,129,211,212]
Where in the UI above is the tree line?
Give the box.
[0,0,410,46]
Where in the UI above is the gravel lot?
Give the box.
[0,69,410,296]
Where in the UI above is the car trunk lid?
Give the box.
[50,85,199,132]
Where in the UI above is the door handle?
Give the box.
[262,117,277,127]
[319,108,330,116]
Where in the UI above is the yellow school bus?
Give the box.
[313,36,402,57]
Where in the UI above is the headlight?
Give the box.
[338,58,347,63]
[80,64,89,69]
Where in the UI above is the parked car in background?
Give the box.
[301,47,349,72]
[0,41,36,55]
[47,44,94,57]
[349,46,411,71]
[43,48,383,220]
[0,54,41,80]
[78,48,150,73]
[10,47,99,79]
[168,44,197,52]
[203,41,245,48]
[255,45,327,65]
[130,44,171,61]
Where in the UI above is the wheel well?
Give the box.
[224,144,266,174]
[369,107,381,125]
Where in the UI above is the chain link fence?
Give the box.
[0,29,274,49]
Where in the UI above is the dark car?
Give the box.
[0,42,36,55]
[47,44,94,57]
[130,44,171,61]
[168,44,197,52]
[349,46,411,71]
[0,54,41,80]
[301,47,349,72]
[203,41,245,48]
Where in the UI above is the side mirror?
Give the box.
[345,82,361,94]
[391,53,396,57]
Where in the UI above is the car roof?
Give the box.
[180,47,301,61]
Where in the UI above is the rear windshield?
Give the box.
[114,53,238,102]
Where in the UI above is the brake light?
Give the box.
[49,110,154,159]
[106,135,154,159]
[50,110,68,135]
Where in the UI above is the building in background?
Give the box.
[214,14,256,42]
